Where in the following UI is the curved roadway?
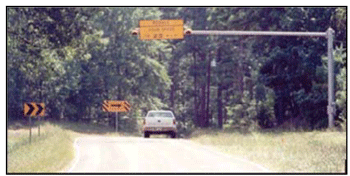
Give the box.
[67,136,269,173]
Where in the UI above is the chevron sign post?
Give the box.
[24,102,45,143]
[102,100,131,132]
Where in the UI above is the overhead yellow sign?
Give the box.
[139,20,184,40]
[140,19,183,27]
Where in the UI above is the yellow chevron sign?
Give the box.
[102,100,131,112]
[24,102,45,117]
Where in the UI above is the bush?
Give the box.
[257,107,274,129]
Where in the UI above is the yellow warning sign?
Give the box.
[140,19,183,27]
[139,20,184,40]
[24,102,45,117]
[102,100,131,112]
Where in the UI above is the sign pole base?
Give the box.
[38,116,40,137]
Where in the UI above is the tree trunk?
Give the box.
[217,83,223,129]
[239,41,244,102]
[198,51,207,128]
[239,42,245,119]
[206,56,211,127]
[200,84,206,127]
[170,83,175,110]
[193,52,199,126]
[104,80,113,127]
[169,49,178,111]
[223,106,228,124]
[216,47,223,129]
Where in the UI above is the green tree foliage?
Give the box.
[7,7,346,132]
[7,7,171,126]
[258,7,346,129]
[7,7,103,121]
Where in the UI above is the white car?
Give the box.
[142,110,177,138]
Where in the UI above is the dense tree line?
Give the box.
[7,7,346,131]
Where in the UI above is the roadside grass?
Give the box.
[59,121,143,137]
[190,128,346,173]
[7,121,139,173]
[8,120,346,173]
[7,122,74,173]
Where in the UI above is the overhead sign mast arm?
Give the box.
[132,21,335,128]
[187,30,326,37]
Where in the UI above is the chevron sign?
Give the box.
[24,102,45,117]
[102,100,131,112]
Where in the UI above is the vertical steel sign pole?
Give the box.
[29,116,32,143]
[187,28,334,129]
[327,28,335,128]
[38,116,40,136]
[39,80,42,137]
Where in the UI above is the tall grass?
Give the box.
[191,129,346,173]
[7,121,346,173]
[7,121,140,173]
[7,123,74,173]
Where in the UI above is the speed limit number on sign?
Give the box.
[139,20,184,40]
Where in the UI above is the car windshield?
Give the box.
[147,112,174,118]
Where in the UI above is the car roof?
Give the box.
[147,110,173,113]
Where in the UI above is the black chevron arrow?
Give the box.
[26,103,35,116]
[36,103,44,116]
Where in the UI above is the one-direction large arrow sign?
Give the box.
[102,100,131,112]
[24,102,45,117]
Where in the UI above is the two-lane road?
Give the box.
[67,136,269,173]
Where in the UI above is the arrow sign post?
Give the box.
[24,102,45,143]
[102,100,131,132]
[102,100,131,112]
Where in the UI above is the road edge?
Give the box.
[179,139,271,172]
[65,137,81,172]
